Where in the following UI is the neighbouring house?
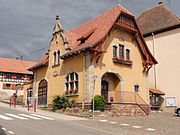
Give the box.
[137,2,180,111]
[0,58,36,101]
[28,5,157,115]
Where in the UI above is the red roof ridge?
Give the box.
[0,57,36,74]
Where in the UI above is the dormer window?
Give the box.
[78,29,95,45]
[80,39,86,44]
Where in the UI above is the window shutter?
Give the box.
[2,83,6,89]
[12,84,16,90]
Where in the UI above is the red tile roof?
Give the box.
[28,52,49,70]
[31,5,157,70]
[63,5,133,55]
[0,58,36,74]
[149,88,165,95]
[137,4,180,36]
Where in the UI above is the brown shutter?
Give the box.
[2,83,6,89]
[12,84,16,90]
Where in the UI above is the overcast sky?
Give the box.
[0,0,179,62]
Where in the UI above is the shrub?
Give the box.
[52,95,69,109]
[68,99,76,108]
[91,95,105,111]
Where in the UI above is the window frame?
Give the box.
[119,44,124,59]
[134,84,140,93]
[65,72,79,95]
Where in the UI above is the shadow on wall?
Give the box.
[0,126,6,135]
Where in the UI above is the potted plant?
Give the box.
[65,90,68,95]
[70,89,74,94]
[74,89,78,94]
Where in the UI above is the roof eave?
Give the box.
[143,24,180,37]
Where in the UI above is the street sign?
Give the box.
[92,75,98,78]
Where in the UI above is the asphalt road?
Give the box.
[0,106,116,135]
[73,111,180,135]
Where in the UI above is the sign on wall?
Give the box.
[165,97,176,107]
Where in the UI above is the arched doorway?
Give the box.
[38,79,48,105]
[101,72,121,102]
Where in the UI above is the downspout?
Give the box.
[82,54,86,109]
[152,33,157,89]
[33,71,37,102]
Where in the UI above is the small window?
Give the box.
[6,84,11,89]
[57,50,60,65]
[80,39,86,44]
[126,49,130,60]
[113,46,117,57]
[119,44,124,58]
[53,52,56,65]
[56,41,58,45]
[134,84,140,92]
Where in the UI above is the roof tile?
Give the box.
[0,58,36,74]
[137,4,180,35]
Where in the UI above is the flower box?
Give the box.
[113,57,133,66]
[74,89,78,94]
[65,90,68,95]
[69,89,74,94]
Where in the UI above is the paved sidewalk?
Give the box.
[0,102,87,121]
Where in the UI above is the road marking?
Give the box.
[30,114,55,120]
[5,113,28,120]
[146,128,156,131]
[99,120,108,122]
[1,128,6,131]
[0,115,13,120]
[18,114,41,120]
[109,121,117,124]
[8,131,14,134]
[120,123,130,126]
[132,126,142,129]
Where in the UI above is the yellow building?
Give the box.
[27,5,157,113]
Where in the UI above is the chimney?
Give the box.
[56,15,59,20]
[158,1,163,5]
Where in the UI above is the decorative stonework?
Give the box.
[103,103,147,116]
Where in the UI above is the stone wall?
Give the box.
[101,103,147,117]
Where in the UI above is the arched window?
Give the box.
[57,50,60,65]
[38,79,48,105]
[53,52,56,65]
[65,72,78,95]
